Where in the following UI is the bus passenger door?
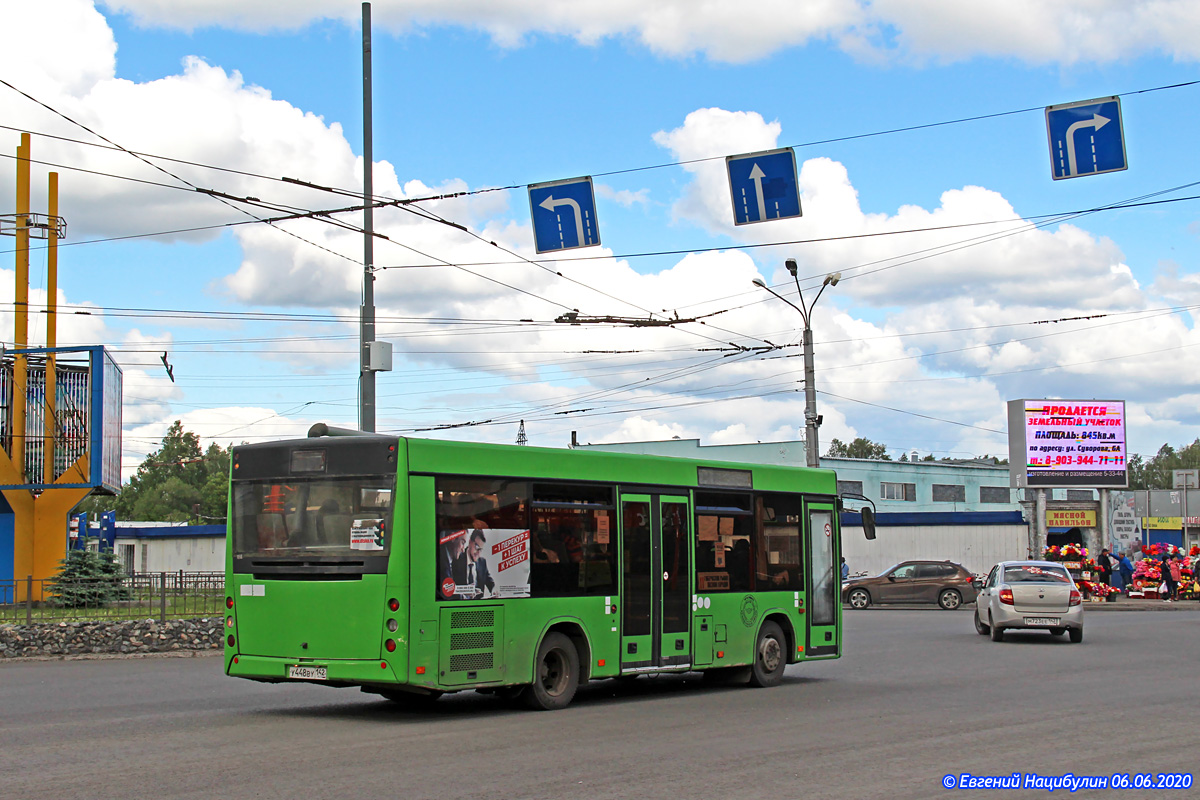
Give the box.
[620,494,692,672]
[805,504,839,657]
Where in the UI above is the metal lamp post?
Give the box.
[753,258,840,468]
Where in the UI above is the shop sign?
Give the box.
[1047,509,1096,527]
[1142,517,1181,529]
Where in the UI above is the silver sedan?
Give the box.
[973,560,1084,643]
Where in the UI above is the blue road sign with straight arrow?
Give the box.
[528,176,600,254]
[726,147,802,226]
[1045,96,1127,181]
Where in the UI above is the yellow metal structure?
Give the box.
[3,134,93,599]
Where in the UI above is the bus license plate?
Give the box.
[289,665,327,680]
[1024,617,1059,626]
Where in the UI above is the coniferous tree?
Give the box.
[46,549,130,607]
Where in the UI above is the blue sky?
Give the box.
[2,1,1199,476]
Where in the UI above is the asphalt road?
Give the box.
[2,607,1197,800]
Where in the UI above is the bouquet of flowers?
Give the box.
[1133,559,1162,582]
[1043,544,1087,561]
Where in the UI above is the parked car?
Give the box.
[973,560,1083,643]
[842,560,978,610]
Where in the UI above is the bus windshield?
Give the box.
[232,477,395,557]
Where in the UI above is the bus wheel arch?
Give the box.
[543,621,592,683]
[762,612,798,665]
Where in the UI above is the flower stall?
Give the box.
[1041,544,1118,600]
[1128,544,1197,600]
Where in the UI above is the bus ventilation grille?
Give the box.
[450,651,494,671]
[450,631,494,650]
[450,609,495,629]
[446,608,498,676]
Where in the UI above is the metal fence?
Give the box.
[0,571,225,625]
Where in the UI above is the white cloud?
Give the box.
[595,184,650,208]
[6,2,1196,469]
[98,0,1200,64]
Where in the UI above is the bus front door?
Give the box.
[619,494,692,672]
[805,504,839,657]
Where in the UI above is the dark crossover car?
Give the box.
[842,560,978,610]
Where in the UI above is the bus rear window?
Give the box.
[232,477,395,557]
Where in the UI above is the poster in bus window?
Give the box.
[439,528,531,600]
[350,518,385,551]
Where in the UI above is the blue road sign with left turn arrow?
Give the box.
[726,147,802,226]
[1045,96,1127,181]
[528,176,600,254]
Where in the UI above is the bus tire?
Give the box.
[748,621,786,688]
[523,632,580,711]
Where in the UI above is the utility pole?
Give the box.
[752,259,839,469]
[359,1,376,432]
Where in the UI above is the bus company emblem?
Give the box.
[740,595,758,627]
[440,577,456,598]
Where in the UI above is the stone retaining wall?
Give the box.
[0,618,223,659]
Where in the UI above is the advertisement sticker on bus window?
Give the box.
[715,545,726,568]
[698,572,730,591]
[698,516,719,541]
[350,519,385,550]
[718,518,734,536]
[439,527,532,600]
[596,513,610,544]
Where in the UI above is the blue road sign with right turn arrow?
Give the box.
[726,147,802,226]
[528,176,600,254]
[1045,96,1127,180]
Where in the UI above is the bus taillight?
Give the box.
[388,598,399,612]
[385,639,396,653]
[226,597,234,609]
[227,634,235,647]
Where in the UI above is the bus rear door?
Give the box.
[619,494,692,672]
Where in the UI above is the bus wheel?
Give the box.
[523,632,580,711]
[748,621,786,688]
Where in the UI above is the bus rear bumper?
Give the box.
[227,654,401,686]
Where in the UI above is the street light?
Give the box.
[752,258,841,468]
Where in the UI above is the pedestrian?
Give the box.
[1118,551,1134,594]
[1167,553,1184,601]
[1096,547,1113,587]
[1160,551,1178,602]
[841,556,849,582]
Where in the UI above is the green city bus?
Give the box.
[224,426,874,710]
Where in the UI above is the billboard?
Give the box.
[1007,399,1127,488]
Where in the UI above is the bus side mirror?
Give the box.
[861,507,876,541]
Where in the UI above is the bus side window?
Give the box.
[755,493,804,592]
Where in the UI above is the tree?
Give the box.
[79,421,230,523]
[1128,439,1200,489]
[825,437,892,460]
[46,549,129,607]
